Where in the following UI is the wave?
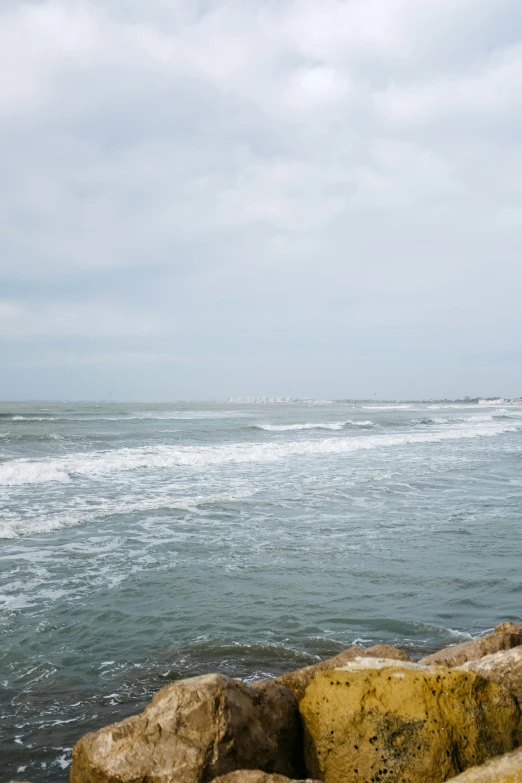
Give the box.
[0,411,247,423]
[362,404,414,410]
[10,416,56,422]
[0,432,68,444]
[383,413,513,428]
[0,489,258,539]
[0,418,516,488]
[126,411,248,420]
[253,420,374,432]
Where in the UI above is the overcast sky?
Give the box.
[1,0,521,400]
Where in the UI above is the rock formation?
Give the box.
[69,627,522,783]
[419,622,522,667]
[254,644,410,702]
[445,746,522,783]
[71,674,302,783]
[458,646,522,705]
[299,657,522,783]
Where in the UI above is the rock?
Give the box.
[445,746,522,782]
[299,657,522,783]
[458,646,522,705]
[419,623,522,667]
[212,772,321,783]
[254,644,410,702]
[71,674,302,783]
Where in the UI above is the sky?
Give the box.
[1,0,521,401]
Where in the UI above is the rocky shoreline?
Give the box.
[12,623,522,783]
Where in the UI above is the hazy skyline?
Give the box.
[1,0,521,400]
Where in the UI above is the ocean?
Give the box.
[1,400,521,782]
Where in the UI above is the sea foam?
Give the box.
[0,489,258,538]
[254,420,374,432]
[0,417,516,488]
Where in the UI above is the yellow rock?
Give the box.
[300,658,522,783]
[447,747,522,782]
[253,644,410,702]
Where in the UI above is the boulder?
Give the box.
[458,646,522,705]
[71,674,302,783]
[212,772,320,783]
[419,623,522,667]
[299,657,522,783]
[445,746,522,783]
[254,644,410,702]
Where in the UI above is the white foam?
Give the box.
[0,462,71,486]
[56,753,71,770]
[0,592,35,609]
[447,628,473,640]
[11,416,54,421]
[362,404,414,410]
[0,417,516,491]
[256,420,373,432]
[426,404,490,409]
[0,489,258,538]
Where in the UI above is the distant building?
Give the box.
[478,398,504,405]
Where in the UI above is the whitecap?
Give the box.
[11,416,55,421]
[361,404,414,410]
[0,488,258,538]
[255,420,374,432]
[0,462,70,486]
[0,417,516,493]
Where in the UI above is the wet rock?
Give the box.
[212,772,321,783]
[419,623,522,667]
[458,646,522,705]
[254,644,410,702]
[446,746,522,783]
[71,674,301,783]
[299,657,521,783]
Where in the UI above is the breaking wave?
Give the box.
[0,418,516,488]
[253,420,374,432]
[0,489,258,539]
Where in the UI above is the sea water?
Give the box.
[1,401,521,781]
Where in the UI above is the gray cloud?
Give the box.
[0,0,521,398]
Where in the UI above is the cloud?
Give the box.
[7,351,178,367]
[0,300,160,338]
[0,0,521,396]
